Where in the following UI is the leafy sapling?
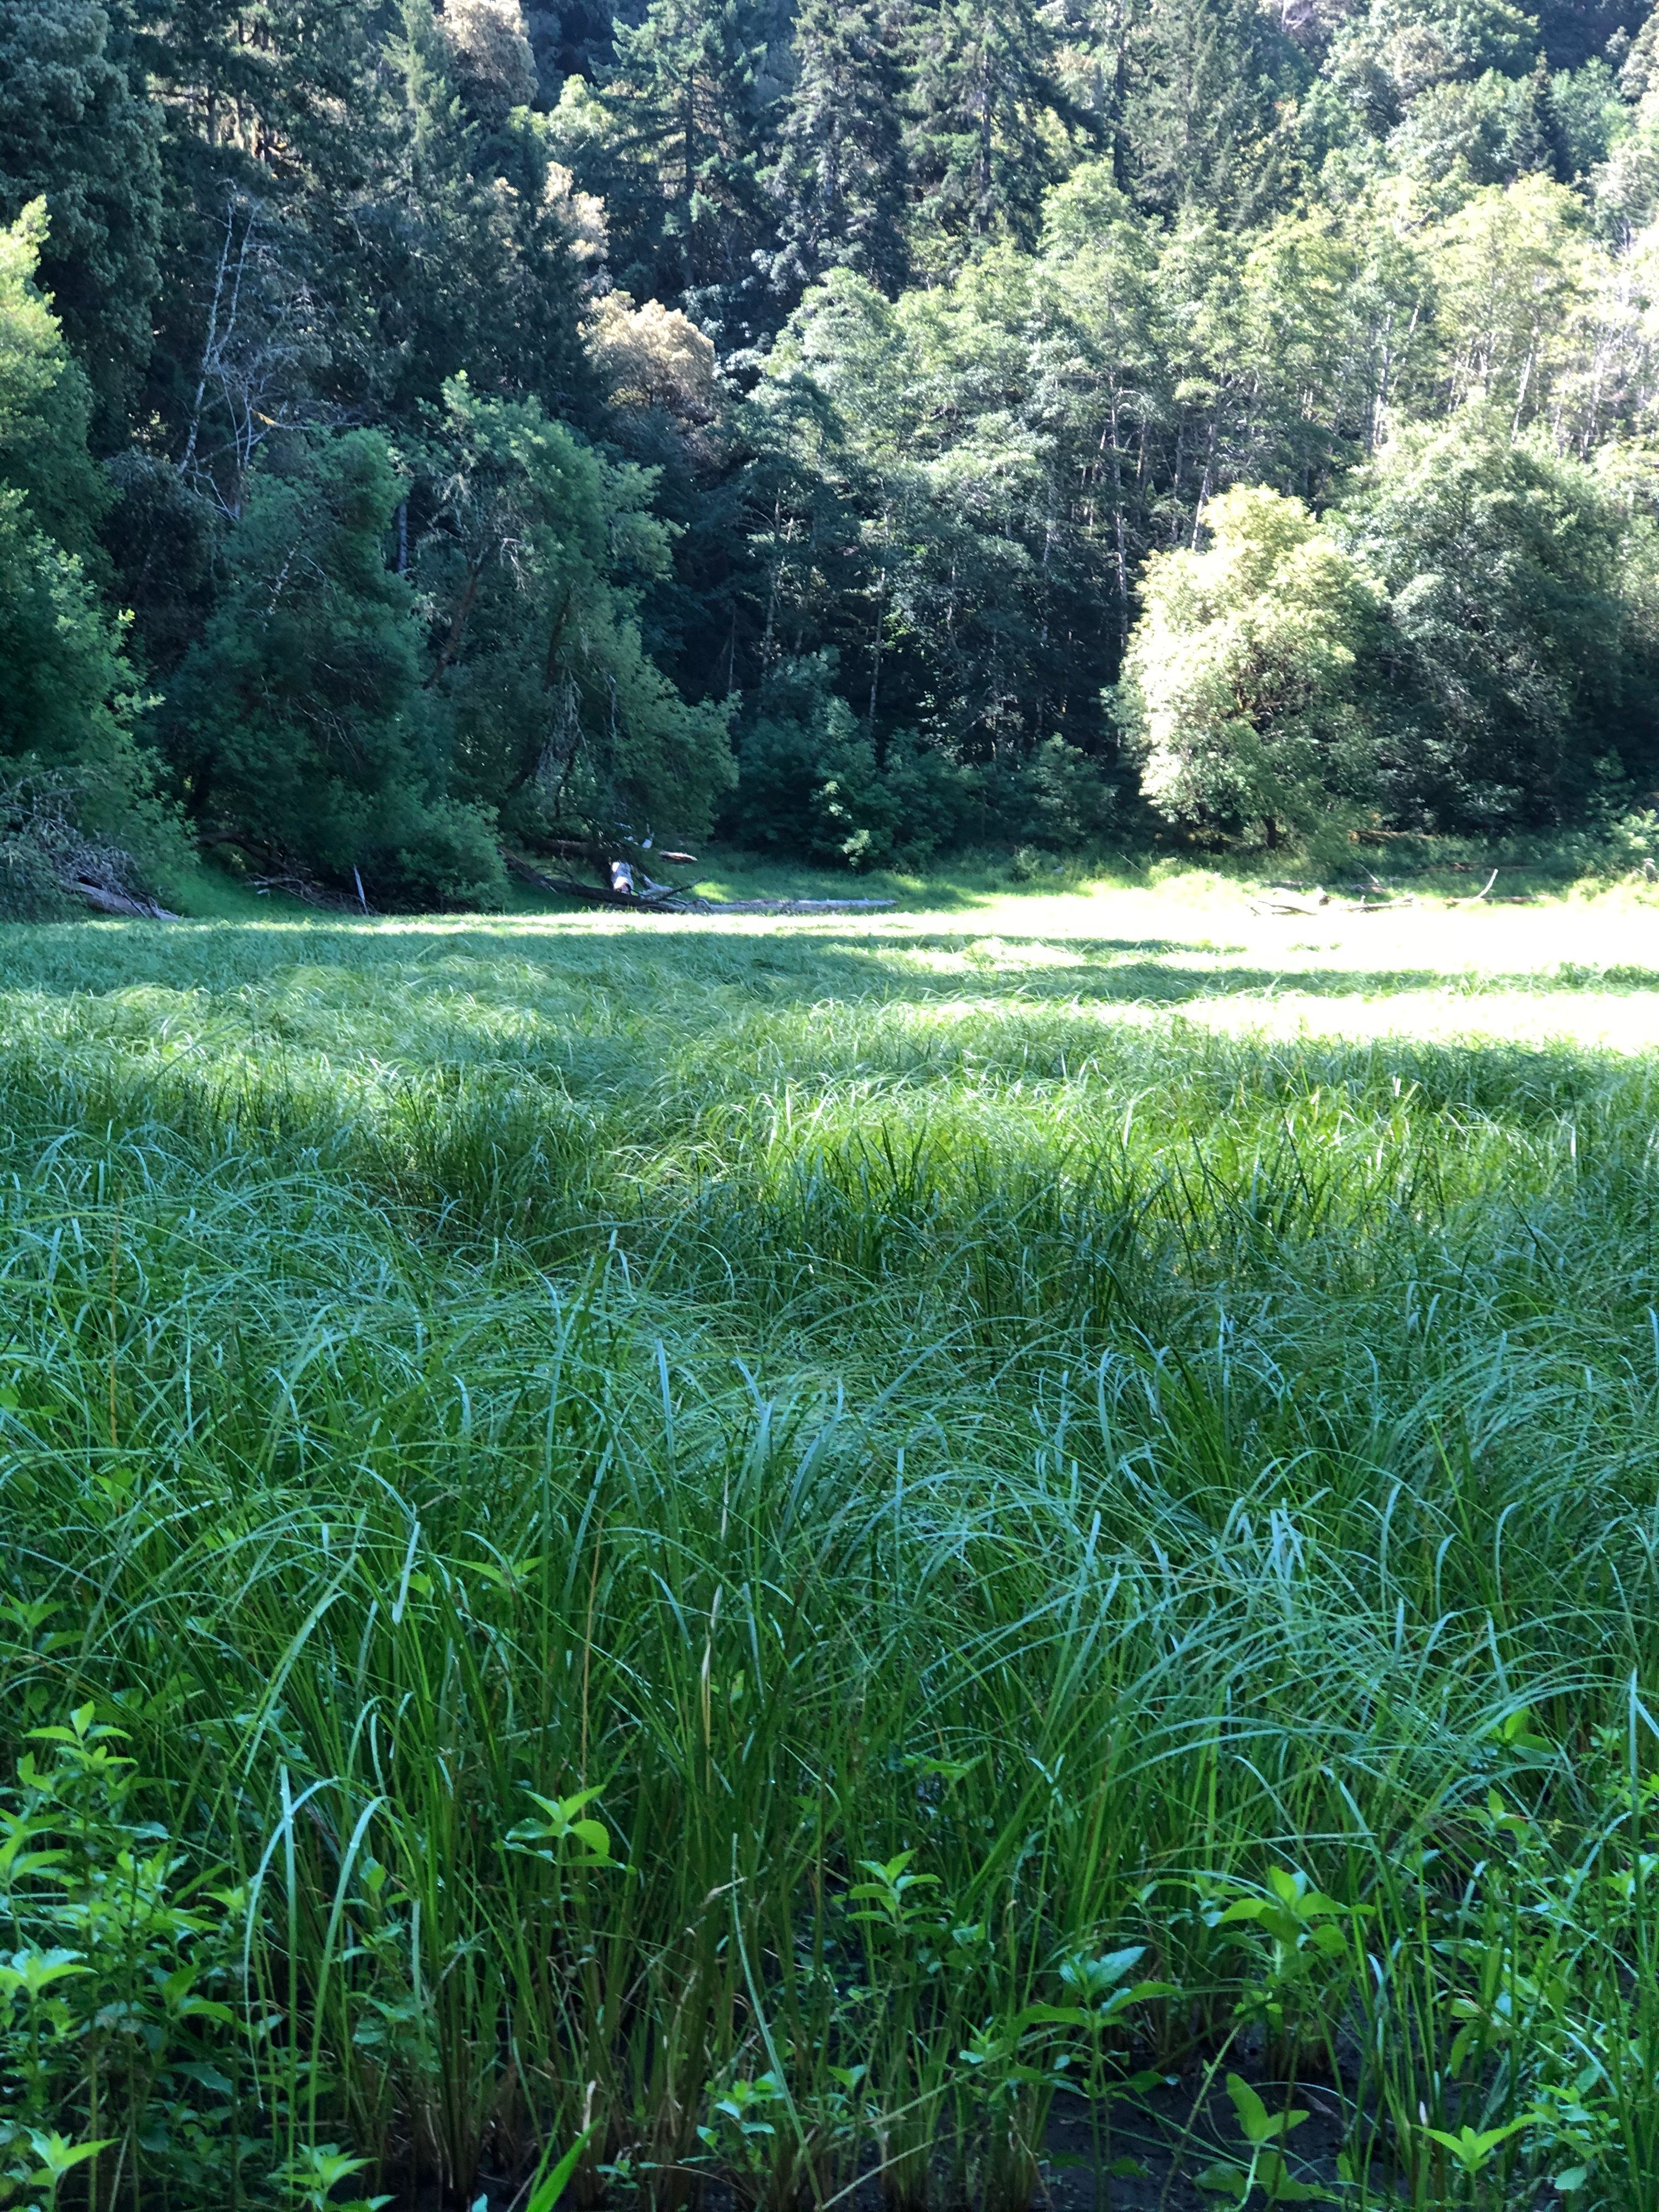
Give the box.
[1196,2074,1333,2207]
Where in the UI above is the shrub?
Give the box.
[0,1706,246,2208]
[727,656,975,866]
[1014,736,1116,850]
[379,795,507,910]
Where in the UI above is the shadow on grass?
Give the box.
[1,913,1649,1202]
[5,916,1659,1020]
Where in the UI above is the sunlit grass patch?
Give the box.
[4,885,1659,2208]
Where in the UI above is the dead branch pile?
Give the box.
[1249,867,1506,918]
[0,774,177,921]
[251,869,377,915]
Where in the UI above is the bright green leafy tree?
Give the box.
[0,202,174,881]
[1118,484,1386,847]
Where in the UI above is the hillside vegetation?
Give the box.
[5,882,1659,2207]
[11,0,1659,898]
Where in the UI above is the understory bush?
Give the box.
[726,657,1113,867]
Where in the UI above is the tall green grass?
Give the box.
[3,911,1659,2209]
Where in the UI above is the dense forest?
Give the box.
[5,0,1659,902]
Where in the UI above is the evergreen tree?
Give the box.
[764,0,910,301]
[0,0,163,439]
[342,0,591,422]
[1122,0,1299,216]
[165,428,505,905]
[124,0,589,481]
[905,0,1094,247]
[1533,0,1643,72]
[422,378,736,849]
[1030,162,1167,651]
[605,0,777,337]
[130,0,368,507]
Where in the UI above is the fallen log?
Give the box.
[506,858,657,907]
[695,896,896,914]
[74,879,180,920]
[1249,887,1331,917]
[504,853,893,916]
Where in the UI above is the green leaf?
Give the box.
[1418,2115,1537,2173]
[527,2125,594,2212]
[1059,1944,1147,1994]
[27,2133,117,2182]
[1227,2074,1272,2146]
[173,1994,236,2023]
[510,1787,613,1861]
[1196,2160,1249,2201]
[1115,1979,1177,2007]
[1,1948,90,2000]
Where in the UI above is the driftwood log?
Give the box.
[74,880,180,920]
[504,853,893,917]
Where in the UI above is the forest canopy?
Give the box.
[5,0,1659,902]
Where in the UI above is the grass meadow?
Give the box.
[6,870,1659,2211]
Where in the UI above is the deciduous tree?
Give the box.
[1118,484,1385,845]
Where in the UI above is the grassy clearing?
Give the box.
[4,874,1659,2211]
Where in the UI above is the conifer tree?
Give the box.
[606,0,776,335]
[764,0,910,301]
[905,0,1096,248]
[0,0,162,439]
[164,426,506,905]
[1121,0,1297,216]
[424,379,736,849]
[347,0,591,420]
